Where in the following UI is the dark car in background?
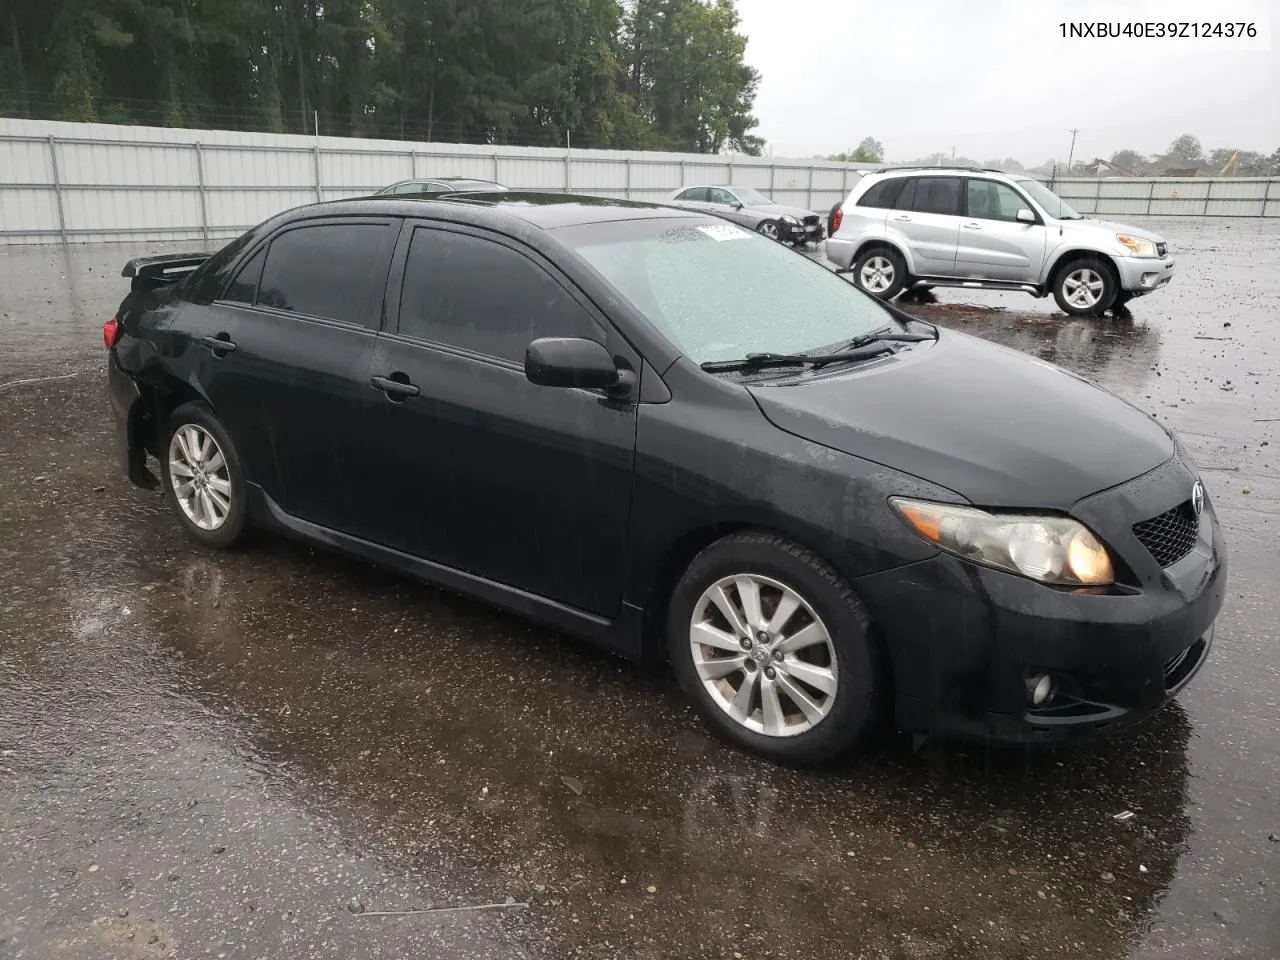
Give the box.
[667,185,823,245]
[375,177,508,197]
[106,193,1224,765]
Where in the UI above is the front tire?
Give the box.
[852,247,907,300]
[667,532,884,766]
[1053,257,1117,317]
[161,402,248,549]
[757,220,782,241]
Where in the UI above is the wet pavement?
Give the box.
[1,218,1278,959]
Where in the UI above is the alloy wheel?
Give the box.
[1062,267,1105,309]
[689,574,838,737]
[168,424,232,531]
[859,256,895,293]
[760,222,780,239]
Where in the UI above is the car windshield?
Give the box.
[559,217,895,366]
[733,187,773,206]
[1014,177,1083,220]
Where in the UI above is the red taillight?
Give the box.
[831,207,844,234]
[103,316,121,349]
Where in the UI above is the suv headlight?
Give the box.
[891,498,1115,586]
[1116,234,1158,257]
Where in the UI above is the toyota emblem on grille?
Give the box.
[1191,480,1205,517]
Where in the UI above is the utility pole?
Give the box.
[1067,128,1079,173]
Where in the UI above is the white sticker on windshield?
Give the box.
[696,223,751,242]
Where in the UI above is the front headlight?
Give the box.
[890,498,1115,586]
[781,215,799,224]
[1116,234,1158,257]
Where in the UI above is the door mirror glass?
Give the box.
[525,337,618,389]
[1016,207,1036,223]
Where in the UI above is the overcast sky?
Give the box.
[734,0,1278,163]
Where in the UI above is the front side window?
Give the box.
[966,180,1030,222]
[257,223,393,326]
[398,228,600,363]
[909,177,962,216]
[561,217,896,366]
[707,188,737,205]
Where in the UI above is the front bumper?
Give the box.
[784,220,825,245]
[1115,254,1175,294]
[856,456,1226,744]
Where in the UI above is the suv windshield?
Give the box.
[559,218,894,365]
[734,187,773,206]
[1014,177,1083,220]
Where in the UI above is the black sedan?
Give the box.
[106,193,1225,765]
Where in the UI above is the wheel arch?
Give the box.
[852,238,915,277]
[134,373,214,459]
[639,524,895,699]
[1044,248,1120,290]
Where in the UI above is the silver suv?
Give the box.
[826,167,1175,316]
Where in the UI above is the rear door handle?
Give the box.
[198,334,237,354]
[370,375,420,399]
[962,221,983,230]
[892,215,912,221]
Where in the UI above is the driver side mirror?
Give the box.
[1016,208,1036,223]
[525,337,623,392]
[731,201,743,210]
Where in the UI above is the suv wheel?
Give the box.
[1053,258,1117,317]
[667,532,884,766]
[852,248,907,300]
[161,402,248,549]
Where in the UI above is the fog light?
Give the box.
[1140,272,1159,288]
[1027,673,1056,706]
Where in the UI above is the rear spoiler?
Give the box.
[122,252,213,292]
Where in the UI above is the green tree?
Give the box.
[1159,134,1205,168]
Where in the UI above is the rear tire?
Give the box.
[667,532,884,766]
[160,402,247,549]
[852,247,907,300]
[1053,257,1118,317]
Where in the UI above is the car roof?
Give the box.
[869,166,1015,179]
[319,191,703,229]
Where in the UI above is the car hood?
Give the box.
[1063,218,1166,244]
[756,203,818,220]
[747,331,1173,509]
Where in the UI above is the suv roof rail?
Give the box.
[872,164,1010,174]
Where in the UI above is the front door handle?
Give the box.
[370,375,420,399]
[198,334,237,354]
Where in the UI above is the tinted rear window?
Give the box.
[257,223,394,326]
[909,177,963,216]
[857,179,904,208]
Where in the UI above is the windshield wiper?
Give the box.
[700,341,897,373]
[839,323,938,350]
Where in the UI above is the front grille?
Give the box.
[1132,501,1198,567]
[1156,242,1167,257]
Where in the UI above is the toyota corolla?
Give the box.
[106,193,1226,765]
